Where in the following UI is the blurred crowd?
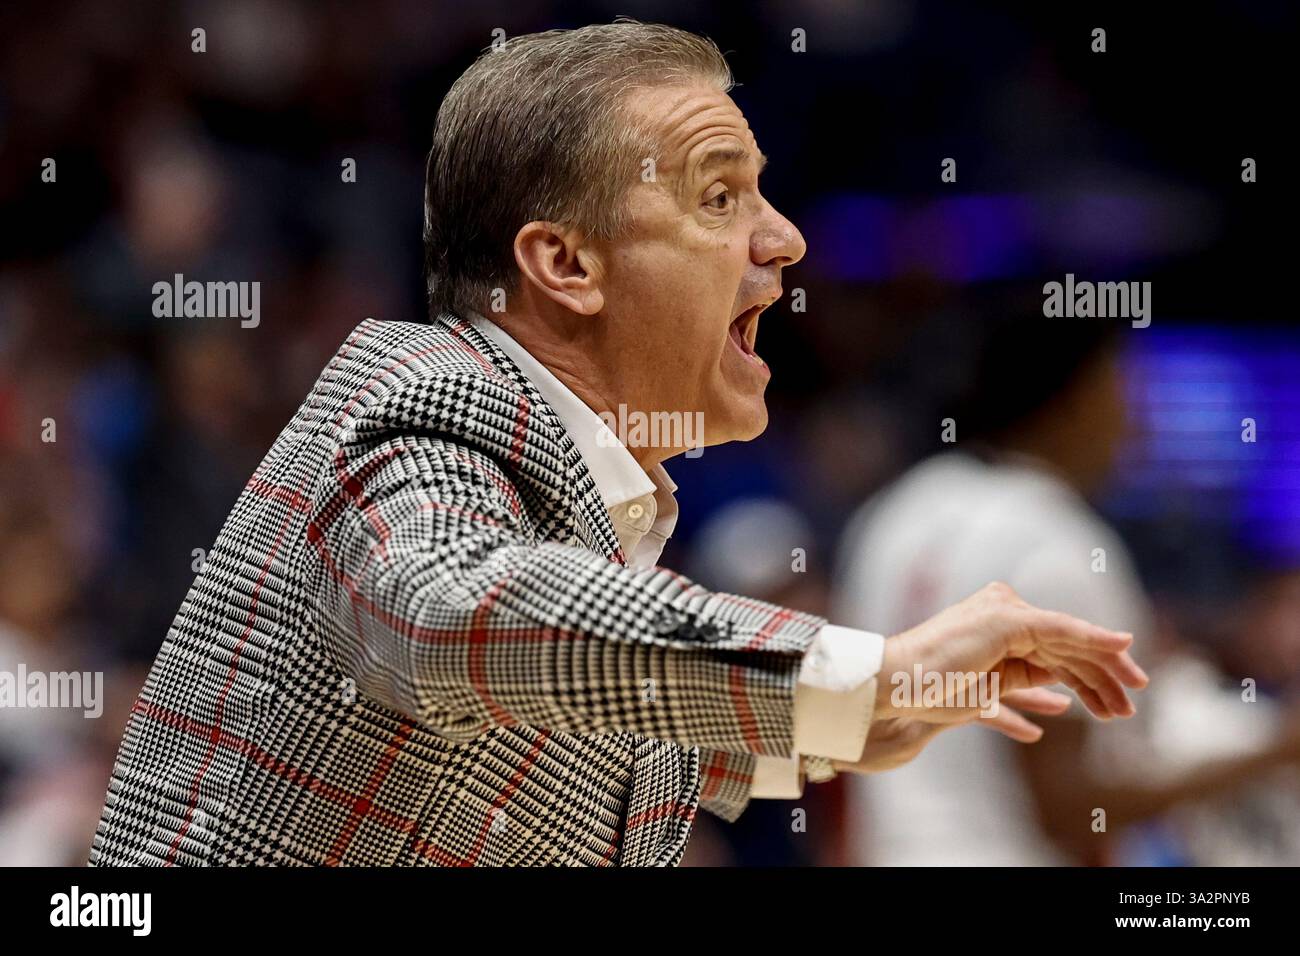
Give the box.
[1,0,1296,865]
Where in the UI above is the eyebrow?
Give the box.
[693,145,768,178]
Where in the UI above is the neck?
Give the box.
[491,309,675,472]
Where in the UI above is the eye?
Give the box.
[704,187,731,211]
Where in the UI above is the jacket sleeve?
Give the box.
[303,430,826,761]
[693,752,842,822]
[695,750,758,823]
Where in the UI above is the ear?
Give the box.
[512,221,605,316]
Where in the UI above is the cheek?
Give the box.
[612,224,748,358]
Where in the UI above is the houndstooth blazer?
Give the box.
[88,312,838,867]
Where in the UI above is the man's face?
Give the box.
[593,84,806,448]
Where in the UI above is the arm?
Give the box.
[697,754,839,822]
[1017,708,1300,856]
[699,624,885,820]
[305,430,823,758]
[308,433,1144,788]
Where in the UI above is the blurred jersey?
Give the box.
[832,449,1153,865]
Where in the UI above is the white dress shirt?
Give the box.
[466,310,884,798]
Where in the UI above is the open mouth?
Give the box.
[728,305,767,368]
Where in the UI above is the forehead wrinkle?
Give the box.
[626,86,761,206]
[645,90,754,172]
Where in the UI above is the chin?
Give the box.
[713,398,769,444]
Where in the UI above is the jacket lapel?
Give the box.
[432,311,628,565]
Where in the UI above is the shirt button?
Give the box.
[626,503,645,521]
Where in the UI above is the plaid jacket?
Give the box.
[88,313,836,867]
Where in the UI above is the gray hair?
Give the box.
[422,20,734,318]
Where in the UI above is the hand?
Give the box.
[874,581,1148,723]
[831,687,1073,774]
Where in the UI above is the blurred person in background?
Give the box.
[834,316,1300,866]
[1128,559,1300,865]
[0,481,130,866]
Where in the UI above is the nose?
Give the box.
[753,199,807,269]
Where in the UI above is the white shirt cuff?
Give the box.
[791,624,884,762]
[750,755,804,799]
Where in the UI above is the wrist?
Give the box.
[875,634,902,719]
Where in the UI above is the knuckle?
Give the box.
[985,580,1015,600]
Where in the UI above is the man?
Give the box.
[835,317,1300,865]
[88,22,1144,867]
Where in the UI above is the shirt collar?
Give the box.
[464,310,678,562]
